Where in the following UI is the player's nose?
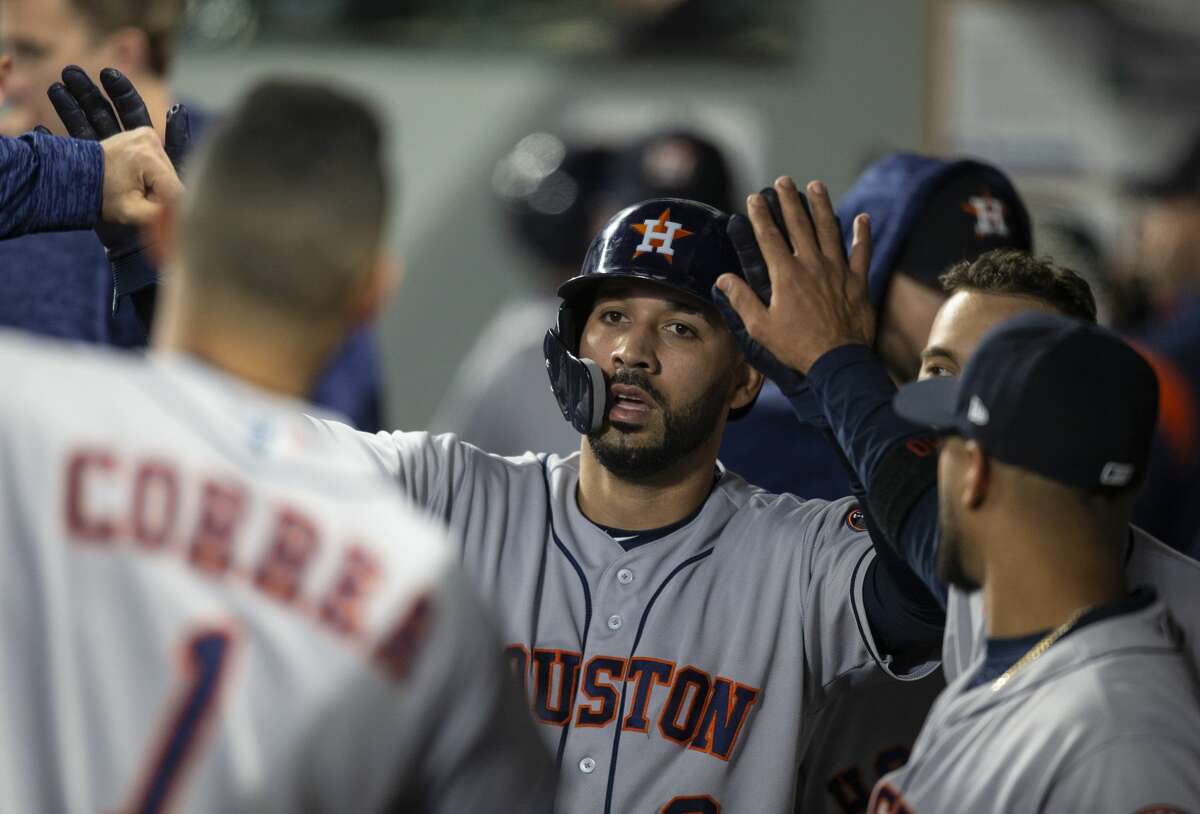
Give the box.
[612,323,658,373]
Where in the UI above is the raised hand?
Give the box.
[99,128,184,226]
[715,176,873,375]
[47,65,189,228]
[46,66,190,308]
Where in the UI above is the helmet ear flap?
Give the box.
[544,302,607,434]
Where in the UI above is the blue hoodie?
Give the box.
[719,153,1030,498]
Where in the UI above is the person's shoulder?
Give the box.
[1128,526,1200,590]
[717,470,865,540]
[342,479,457,571]
[1043,606,1200,728]
[0,329,136,394]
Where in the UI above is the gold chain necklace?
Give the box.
[990,606,1092,692]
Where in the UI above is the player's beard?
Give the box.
[587,368,731,481]
[936,485,981,591]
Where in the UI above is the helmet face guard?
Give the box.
[543,198,753,434]
[544,304,606,434]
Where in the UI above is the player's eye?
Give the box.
[924,363,955,378]
[665,322,697,338]
[599,309,627,325]
[4,39,50,62]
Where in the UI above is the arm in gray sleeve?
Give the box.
[1043,739,1200,813]
[0,133,102,238]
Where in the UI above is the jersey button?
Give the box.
[607,614,623,631]
[579,757,597,774]
[617,568,634,585]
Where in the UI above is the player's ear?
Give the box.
[102,27,152,77]
[346,252,402,327]
[729,357,764,412]
[962,440,990,510]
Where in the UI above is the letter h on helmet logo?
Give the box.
[632,208,694,263]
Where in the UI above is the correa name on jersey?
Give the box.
[62,444,432,681]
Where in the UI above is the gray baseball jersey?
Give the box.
[796,665,944,814]
[0,334,554,813]
[315,425,938,813]
[942,527,1200,681]
[872,600,1200,813]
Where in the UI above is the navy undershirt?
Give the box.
[967,587,1157,689]
[593,469,720,551]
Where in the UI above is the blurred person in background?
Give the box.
[430,127,734,456]
[0,0,385,431]
[428,134,615,456]
[1126,134,1200,555]
[0,0,191,345]
[720,153,1033,499]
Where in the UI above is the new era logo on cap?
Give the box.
[1100,462,1135,487]
[967,395,990,426]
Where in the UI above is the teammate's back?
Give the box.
[0,332,553,812]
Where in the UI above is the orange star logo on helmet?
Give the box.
[631,208,694,263]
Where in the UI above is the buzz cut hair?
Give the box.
[939,249,1098,325]
[67,0,186,76]
[179,79,390,320]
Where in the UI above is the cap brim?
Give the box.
[893,377,962,431]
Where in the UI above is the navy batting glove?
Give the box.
[713,187,808,394]
[47,66,191,307]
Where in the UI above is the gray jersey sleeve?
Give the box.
[299,568,556,813]
[791,496,940,696]
[1042,738,1200,813]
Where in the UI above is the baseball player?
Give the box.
[910,251,1200,683]
[0,126,179,238]
[876,313,1200,811]
[0,79,554,812]
[318,185,946,811]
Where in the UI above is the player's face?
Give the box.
[876,273,946,384]
[578,279,747,478]
[936,436,982,591]
[918,290,1063,381]
[0,0,103,136]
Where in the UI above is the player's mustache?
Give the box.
[608,369,666,408]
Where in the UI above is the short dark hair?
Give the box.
[180,79,389,319]
[68,0,186,76]
[939,249,1098,324]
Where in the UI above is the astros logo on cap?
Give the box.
[632,208,694,263]
[962,190,1010,238]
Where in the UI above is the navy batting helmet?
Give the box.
[543,197,750,434]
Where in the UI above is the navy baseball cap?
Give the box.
[892,169,1032,291]
[893,313,1159,491]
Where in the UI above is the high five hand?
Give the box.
[715,176,874,375]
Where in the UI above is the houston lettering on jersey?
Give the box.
[63,447,431,682]
[506,645,760,761]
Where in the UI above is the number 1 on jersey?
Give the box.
[127,627,239,814]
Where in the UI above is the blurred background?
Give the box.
[3,0,1199,431]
